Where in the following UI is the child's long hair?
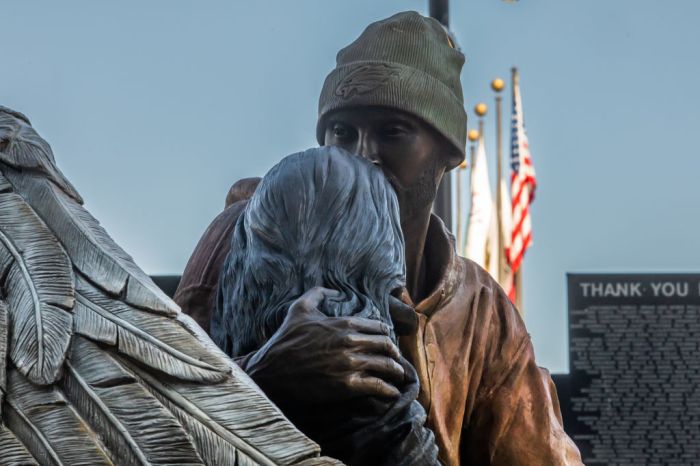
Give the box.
[212,146,405,357]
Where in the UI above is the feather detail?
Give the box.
[0,424,39,466]
[2,168,177,315]
[3,369,114,466]
[62,336,204,466]
[296,458,344,465]
[0,174,11,193]
[0,181,73,385]
[74,275,229,383]
[0,108,82,203]
[130,364,322,466]
[0,300,7,402]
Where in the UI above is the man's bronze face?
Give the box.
[322,106,448,220]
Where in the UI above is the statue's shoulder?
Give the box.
[177,200,246,290]
[174,176,261,329]
[453,255,530,348]
[175,178,260,329]
[455,256,505,303]
[189,176,261,264]
[225,177,261,208]
[194,176,262,264]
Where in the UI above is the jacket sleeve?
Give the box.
[461,285,583,466]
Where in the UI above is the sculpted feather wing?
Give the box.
[74,275,229,383]
[0,107,81,202]
[0,107,337,465]
[62,337,203,465]
[0,110,174,315]
[4,369,113,466]
[0,424,39,466]
[3,167,177,315]
[130,358,319,466]
[0,300,7,404]
[0,175,73,385]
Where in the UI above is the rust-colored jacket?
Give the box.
[175,195,583,466]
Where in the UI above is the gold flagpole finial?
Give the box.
[467,129,480,142]
[462,129,480,170]
[491,78,505,93]
[474,103,488,117]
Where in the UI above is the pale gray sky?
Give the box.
[3,0,699,372]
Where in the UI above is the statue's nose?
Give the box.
[357,133,381,166]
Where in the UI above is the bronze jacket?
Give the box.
[175,198,583,466]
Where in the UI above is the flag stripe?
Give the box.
[505,72,537,302]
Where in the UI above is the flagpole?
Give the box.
[429,0,453,228]
[456,155,467,256]
[511,67,524,312]
[491,78,505,284]
[463,128,480,256]
[468,131,478,169]
[462,103,486,256]
[475,102,487,147]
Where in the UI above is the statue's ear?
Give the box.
[225,177,262,208]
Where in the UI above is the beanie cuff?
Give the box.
[317,60,467,163]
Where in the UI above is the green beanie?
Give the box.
[317,11,467,166]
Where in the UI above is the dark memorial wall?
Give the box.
[567,273,700,464]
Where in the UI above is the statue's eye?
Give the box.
[332,124,351,139]
[381,125,408,139]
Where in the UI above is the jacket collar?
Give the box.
[411,214,461,318]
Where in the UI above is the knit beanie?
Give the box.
[317,11,467,166]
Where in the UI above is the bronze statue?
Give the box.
[0,107,339,465]
[213,148,439,465]
[178,11,584,465]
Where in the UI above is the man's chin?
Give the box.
[397,190,437,222]
[396,181,439,222]
[381,162,441,223]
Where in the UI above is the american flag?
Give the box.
[506,70,536,280]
